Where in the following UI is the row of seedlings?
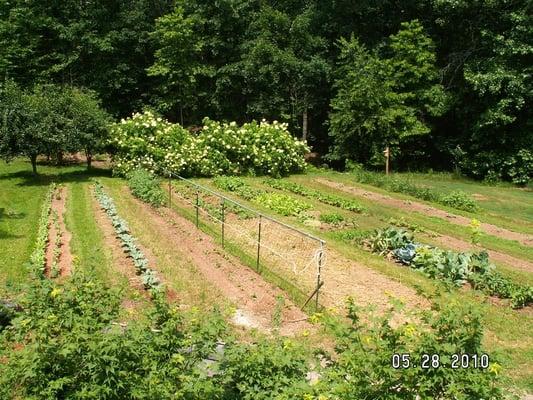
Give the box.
[49,210,62,278]
[93,181,162,294]
[263,178,366,213]
[28,183,56,277]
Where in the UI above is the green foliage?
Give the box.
[212,176,263,201]
[94,181,162,293]
[329,21,447,165]
[127,169,165,207]
[368,226,533,308]
[440,190,479,212]
[317,299,503,399]
[345,163,480,212]
[0,266,506,398]
[253,193,312,217]
[28,183,55,277]
[319,213,345,225]
[0,81,110,172]
[263,178,366,213]
[111,112,308,177]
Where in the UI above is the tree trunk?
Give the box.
[30,154,37,175]
[302,110,308,141]
[180,105,184,126]
[86,152,92,169]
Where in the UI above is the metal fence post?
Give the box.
[221,198,225,248]
[315,242,324,311]
[195,190,199,228]
[168,172,172,209]
[256,215,262,271]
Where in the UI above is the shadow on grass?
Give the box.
[0,209,25,239]
[0,165,112,187]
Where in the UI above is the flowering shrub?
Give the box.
[110,112,309,177]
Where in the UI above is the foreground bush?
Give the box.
[0,269,504,399]
[110,112,309,178]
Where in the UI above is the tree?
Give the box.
[329,21,447,166]
[0,82,110,173]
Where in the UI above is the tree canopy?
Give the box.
[0,0,531,183]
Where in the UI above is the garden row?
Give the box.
[93,182,162,293]
[368,226,533,308]
[344,162,480,212]
[28,183,55,277]
[111,111,308,178]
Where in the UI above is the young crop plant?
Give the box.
[263,178,366,213]
[319,212,345,225]
[367,226,532,308]
[253,193,312,217]
[94,181,162,293]
[28,183,56,277]
[127,168,165,207]
[50,210,61,278]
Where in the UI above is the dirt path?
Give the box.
[124,189,312,336]
[44,186,72,278]
[316,178,533,247]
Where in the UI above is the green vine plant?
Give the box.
[94,181,162,294]
[28,183,56,278]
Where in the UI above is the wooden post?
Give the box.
[195,191,199,228]
[384,146,390,176]
[302,110,308,141]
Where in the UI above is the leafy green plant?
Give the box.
[319,212,345,225]
[127,168,165,207]
[28,183,55,277]
[94,182,162,293]
[367,226,533,308]
[316,299,503,399]
[213,176,263,201]
[441,190,479,212]
[253,193,312,217]
[50,210,61,278]
[263,178,366,213]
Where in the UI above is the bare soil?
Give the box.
[44,186,72,278]
[316,178,533,247]
[130,189,312,336]
[172,188,428,314]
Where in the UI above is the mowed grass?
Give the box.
[0,161,49,293]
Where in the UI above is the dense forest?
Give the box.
[0,0,531,183]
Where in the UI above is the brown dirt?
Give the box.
[316,178,533,247]
[172,188,428,315]
[131,191,312,336]
[44,186,72,278]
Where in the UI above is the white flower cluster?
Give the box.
[110,112,309,177]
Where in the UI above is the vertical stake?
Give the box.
[256,215,262,272]
[168,172,172,208]
[315,242,324,312]
[385,146,390,176]
[195,190,199,228]
[221,198,225,248]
